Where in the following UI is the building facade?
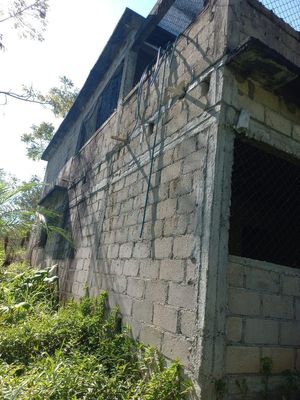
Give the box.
[32,1,300,398]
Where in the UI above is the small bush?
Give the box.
[0,264,192,399]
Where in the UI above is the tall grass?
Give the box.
[0,263,192,399]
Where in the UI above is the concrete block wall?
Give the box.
[226,256,300,397]
[223,69,300,150]
[36,4,229,390]
[227,0,300,69]
[35,1,300,398]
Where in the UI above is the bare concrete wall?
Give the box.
[36,4,231,396]
[226,256,300,397]
[35,1,300,398]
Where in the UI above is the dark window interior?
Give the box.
[133,26,176,88]
[147,25,175,48]
[229,139,300,268]
[133,49,157,87]
[96,62,124,130]
[76,62,124,152]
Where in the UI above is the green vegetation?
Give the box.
[21,76,79,161]
[0,263,192,399]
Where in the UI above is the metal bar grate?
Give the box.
[259,0,300,31]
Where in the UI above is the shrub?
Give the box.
[0,263,192,399]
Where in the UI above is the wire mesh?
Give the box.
[228,139,300,268]
[259,0,300,31]
[158,0,204,36]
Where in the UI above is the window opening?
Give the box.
[96,62,124,130]
[76,62,124,152]
[228,139,300,268]
[132,25,176,88]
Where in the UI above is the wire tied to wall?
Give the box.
[139,42,176,238]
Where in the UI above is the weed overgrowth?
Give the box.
[0,263,192,399]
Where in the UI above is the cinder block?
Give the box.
[160,161,182,184]
[120,198,133,213]
[228,262,244,287]
[282,276,300,297]
[110,259,123,275]
[226,317,243,342]
[133,241,151,259]
[132,300,153,323]
[281,322,300,346]
[163,216,178,237]
[169,174,193,198]
[182,151,204,174]
[228,288,260,316]
[123,260,139,277]
[262,347,295,373]
[122,316,140,339]
[226,346,260,374]
[119,242,133,259]
[246,268,279,293]
[112,276,127,294]
[244,318,279,344]
[157,198,177,219]
[177,194,195,214]
[108,293,132,316]
[173,235,194,259]
[127,278,144,299]
[186,259,197,284]
[262,294,293,319]
[168,283,195,310]
[107,243,119,259]
[139,260,160,279]
[173,136,197,161]
[153,304,178,333]
[139,324,163,348]
[154,237,173,259]
[162,332,192,367]
[238,93,265,122]
[160,259,185,282]
[145,280,168,303]
[180,310,197,337]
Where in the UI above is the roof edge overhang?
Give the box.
[227,37,300,102]
[42,8,145,161]
[39,184,67,206]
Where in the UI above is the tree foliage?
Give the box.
[46,75,78,118]
[0,0,48,50]
[0,175,43,265]
[21,122,55,160]
[21,76,79,160]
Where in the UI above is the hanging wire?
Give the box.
[139,47,171,238]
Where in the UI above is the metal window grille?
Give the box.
[229,139,300,268]
[259,0,300,31]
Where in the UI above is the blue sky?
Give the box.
[1,0,297,182]
[0,0,156,181]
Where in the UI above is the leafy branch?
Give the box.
[0,0,48,50]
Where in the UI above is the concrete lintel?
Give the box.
[227,37,300,91]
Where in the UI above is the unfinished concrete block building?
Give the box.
[33,0,300,398]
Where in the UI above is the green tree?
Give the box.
[0,0,48,51]
[21,122,55,161]
[0,174,43,265]
[21,76,79,160]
